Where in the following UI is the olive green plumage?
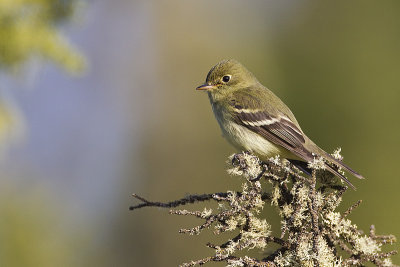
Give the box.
[197,59,363,189]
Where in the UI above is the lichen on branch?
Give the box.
[130,151,397,267]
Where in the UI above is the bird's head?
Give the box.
[196,59,259,98]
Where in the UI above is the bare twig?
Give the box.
[129,192,229,210]
[343,200,362,218]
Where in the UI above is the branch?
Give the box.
[129,192,229,210]
[130,152,398,266]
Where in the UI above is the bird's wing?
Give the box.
[228,96,357,189]
[229,96,311,160]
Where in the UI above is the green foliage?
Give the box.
[0,0,85,147]
[0,0,84,73]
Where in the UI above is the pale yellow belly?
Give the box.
[218,119,297,161]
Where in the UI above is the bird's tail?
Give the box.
[321,151,364,180]
[288,159,356,190]
[323,163,356,190]
[306,140,364,180]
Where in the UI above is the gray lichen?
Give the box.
[130,151,397,266]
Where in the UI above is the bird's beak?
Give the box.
[196,83,216,91]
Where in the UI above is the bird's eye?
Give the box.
[222,75,231,83]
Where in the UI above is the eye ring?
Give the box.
[222,75,231,83]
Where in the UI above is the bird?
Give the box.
[196,59,363,189]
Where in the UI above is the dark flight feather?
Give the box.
[232,103,359,189]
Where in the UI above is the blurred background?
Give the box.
[0,0,399,266]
